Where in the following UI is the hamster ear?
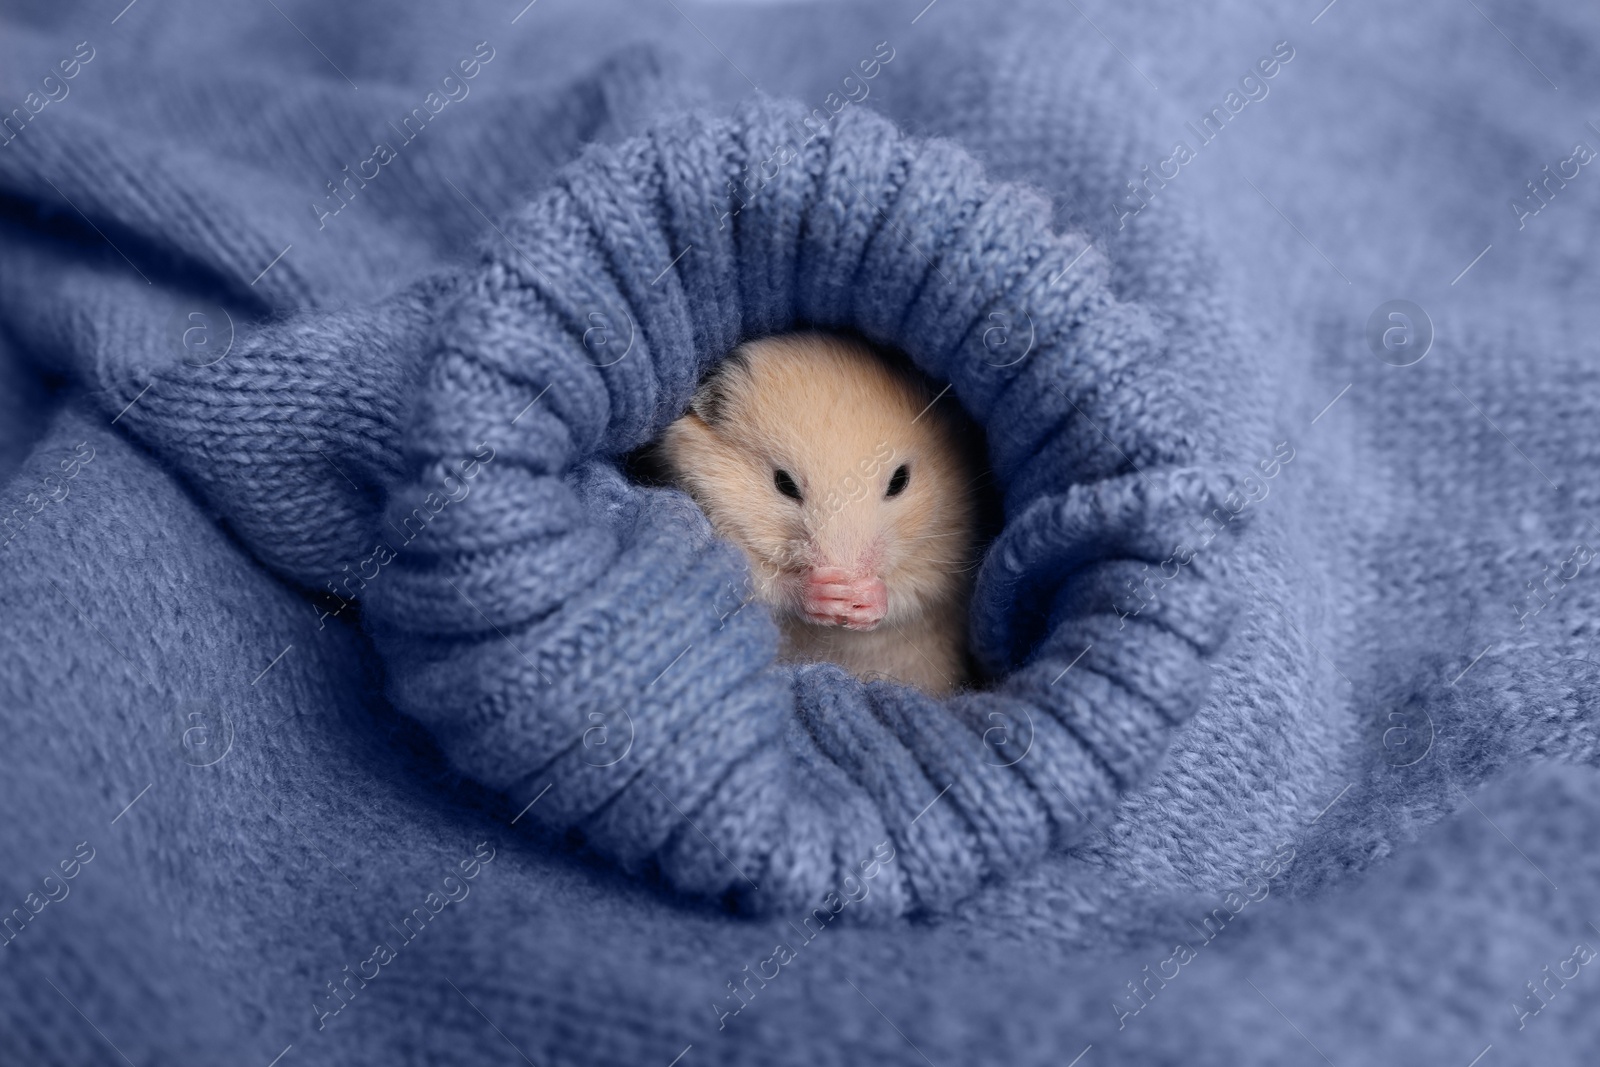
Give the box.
[688,346,752,426]
[657,408,718,477]
[687,384,725,425]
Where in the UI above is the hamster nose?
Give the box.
[801,567,888,631]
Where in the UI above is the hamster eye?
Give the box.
[885,464,910,498]
[774,469,803,501]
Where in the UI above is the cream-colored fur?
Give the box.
[658,333,979,692]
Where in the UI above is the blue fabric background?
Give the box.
[2,1,1599,1064]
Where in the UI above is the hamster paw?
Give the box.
[802,568,888,631]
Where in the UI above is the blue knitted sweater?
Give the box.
[3,0,1599,1064]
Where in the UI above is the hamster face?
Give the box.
[658,333,979,632]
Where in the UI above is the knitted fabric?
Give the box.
[3,1,1599,1064]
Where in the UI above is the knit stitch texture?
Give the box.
[3,1,1599,1064]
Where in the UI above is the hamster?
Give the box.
[657,332,982,693]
